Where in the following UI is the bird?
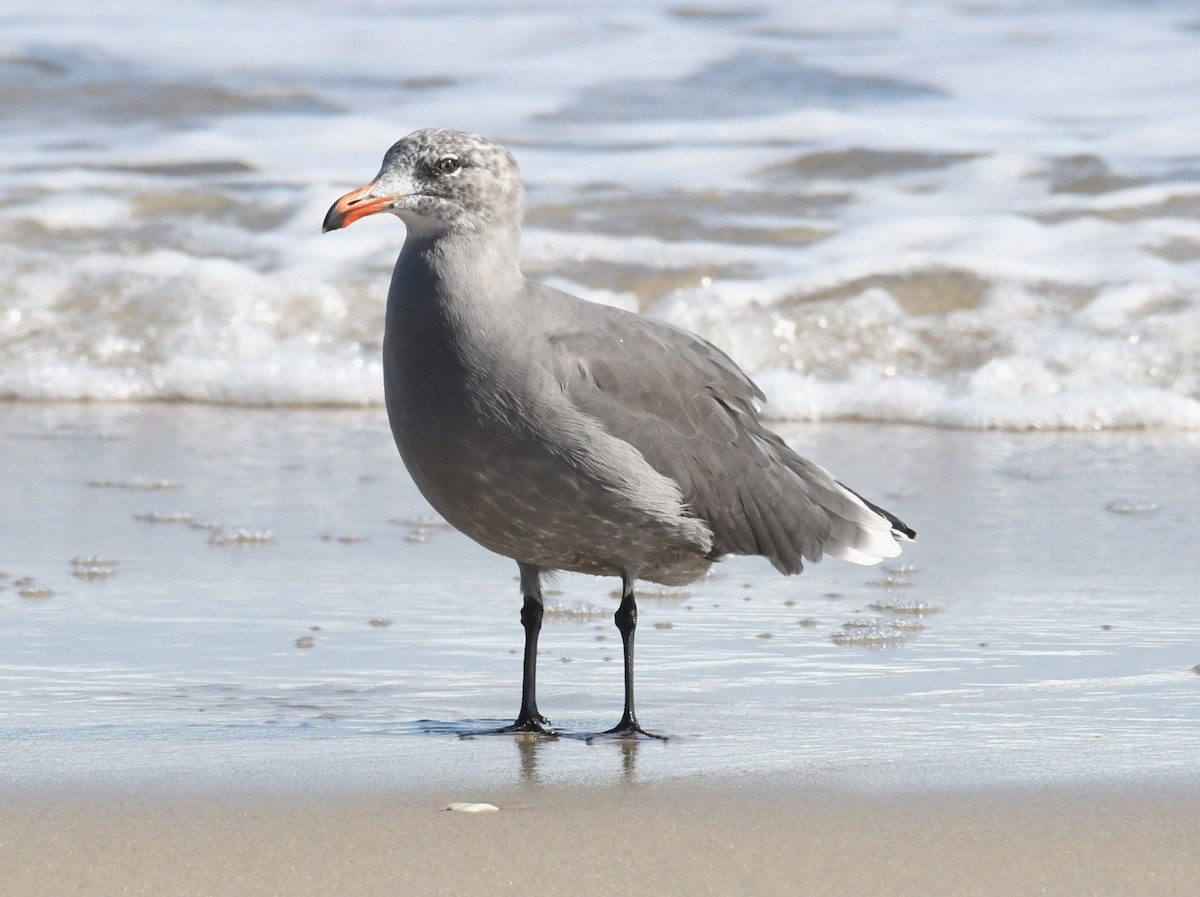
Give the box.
[323,128,915,738]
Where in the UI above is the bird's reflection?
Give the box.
[514,730,546,783]
[415,717,656,786]
[614,733,641,781]
[514,728,649,785]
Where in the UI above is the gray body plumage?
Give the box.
[360,130,912,587]
[385,256,716,585]
[323,128,914,735]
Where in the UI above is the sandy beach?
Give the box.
[4,781,1198,896]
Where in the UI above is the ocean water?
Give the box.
[2,0,1199,428]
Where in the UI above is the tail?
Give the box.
[828,480,916,565]
[776,452,915,569]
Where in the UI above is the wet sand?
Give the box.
[5,781,1198,896]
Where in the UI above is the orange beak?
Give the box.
[322,182,398,232]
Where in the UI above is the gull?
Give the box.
[323,129,915,737]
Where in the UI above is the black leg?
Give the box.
[499,563,553,734]
[603,573,665,739]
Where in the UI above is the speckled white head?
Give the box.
[323,128,525,238]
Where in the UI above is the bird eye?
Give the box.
[434,155,461,176]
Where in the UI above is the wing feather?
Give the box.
[537,285,913,573]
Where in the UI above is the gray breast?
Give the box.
[382,271,713,584]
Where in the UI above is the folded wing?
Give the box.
[543,291,915,574]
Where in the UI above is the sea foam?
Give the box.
[1,0,1197,429]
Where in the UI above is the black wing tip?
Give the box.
[835,479,916,541]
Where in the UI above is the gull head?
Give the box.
[323,128,525,238]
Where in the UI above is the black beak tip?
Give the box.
[322,204,346,234]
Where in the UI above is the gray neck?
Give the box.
[384,221,529,397]
[388,221,524,328]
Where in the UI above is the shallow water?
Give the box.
[2,0,1199,426]
[2,403,1197,794]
